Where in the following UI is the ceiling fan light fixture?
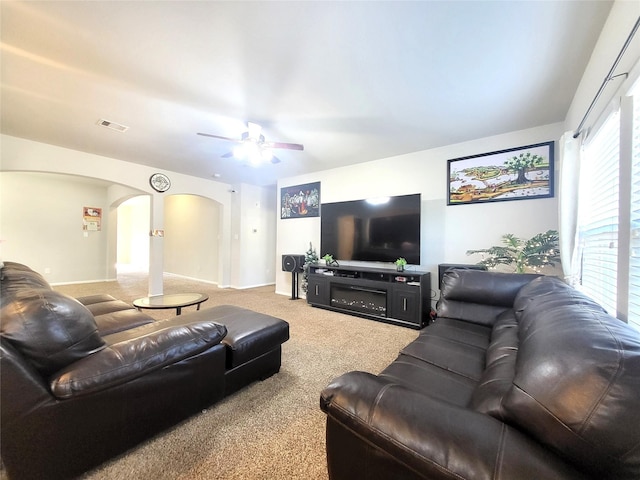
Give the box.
[261,148,274,161]
[248,145,263,166]
[233,144,247,160]
[199,121,302,166]
[247,122,262,139]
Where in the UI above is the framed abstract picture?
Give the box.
[447,141,554,205]
[280,182,320,219]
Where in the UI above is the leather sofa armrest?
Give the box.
[320,371,587,480]
[50,320,227,399]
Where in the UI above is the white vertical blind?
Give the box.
[629,92,640,330]
[578,111,620,315]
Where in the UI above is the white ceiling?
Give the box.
[1,1,613,187]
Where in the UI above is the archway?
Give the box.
[116,195,150,273]
[163,194,221,284]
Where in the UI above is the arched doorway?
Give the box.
[115,193,221,284]
[163,194,221,284]
[116,195,150,273]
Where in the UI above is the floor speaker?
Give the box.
[282,254,305,272]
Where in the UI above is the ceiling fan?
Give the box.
[197,122,304,165]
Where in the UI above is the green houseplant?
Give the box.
[466,230,560,274]
[322,254,339,267]
[301,242,319,294]
[395,257,408,272]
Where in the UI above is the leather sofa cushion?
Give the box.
[424,317,491,349]
[93,309,157,337]
[436,300,511,326]
[77,294,135,315]
[503,277,640,479]
[1,289,106,376]
[380,354,477,406]
[513,275,606,336]
[468,311,519,418]
[50,319,227,399]
[437,270,539,326]
[400,334,486,382]
[0,263,51,307]
[440,270,539,306]
[484,309,518,365]
[378,314,493,406]
[77,294,155,336]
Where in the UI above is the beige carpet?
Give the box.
[32,272,418,480]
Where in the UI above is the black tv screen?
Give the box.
[320,194,421,264]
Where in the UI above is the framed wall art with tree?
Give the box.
[447,141,554,205]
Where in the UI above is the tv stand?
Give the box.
[306,264,431,329]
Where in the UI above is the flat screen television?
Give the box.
[320,193,421,264]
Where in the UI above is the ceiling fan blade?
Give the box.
[221,151,234,158]
[265,141,304,151]
[197,132,242,143]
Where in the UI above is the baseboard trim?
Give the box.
[164,272,218,285]
[230,282,276,290]
[51,277,117,286]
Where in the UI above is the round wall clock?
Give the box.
[149,173,171,192]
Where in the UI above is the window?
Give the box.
[577,67,640,330]
[629,92,640,330]
[578,111,620,315]
[576,78,640,330]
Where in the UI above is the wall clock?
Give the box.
[149,173,171,193]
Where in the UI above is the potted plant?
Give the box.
[322,254,339,267]
[395,257,407,272]
[301,242,319,294]
[466,230,560,273]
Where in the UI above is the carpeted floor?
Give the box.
[36,271,418,480]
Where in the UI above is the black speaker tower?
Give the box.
[282,254,305,300]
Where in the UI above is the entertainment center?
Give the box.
[306,264,431,329]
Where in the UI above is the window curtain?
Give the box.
[558,131,582,284]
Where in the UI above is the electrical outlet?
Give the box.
[44,267,51,274]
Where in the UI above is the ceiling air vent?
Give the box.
[97,118,129,132]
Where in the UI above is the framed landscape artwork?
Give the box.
[447,141,555,206]
[280,181,321,219]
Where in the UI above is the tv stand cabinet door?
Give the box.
[390,285,421,325]
[307,275,330,306]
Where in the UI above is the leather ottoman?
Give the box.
[207,305,290,395]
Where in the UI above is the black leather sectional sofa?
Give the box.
[0,261,289,480]
[321,269,640,480]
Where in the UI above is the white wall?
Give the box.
[564,1,640,133]
[0,172,112,283]
[276,122,563,298]
[164,194,220,283]
[232,183,277,289]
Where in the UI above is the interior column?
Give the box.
[148,193,164,296]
